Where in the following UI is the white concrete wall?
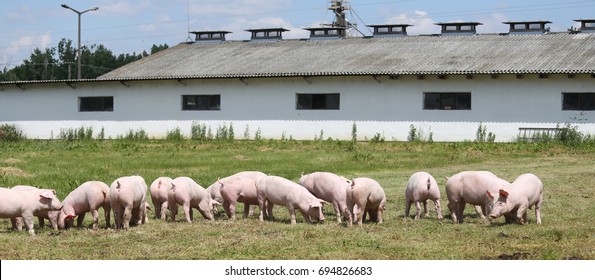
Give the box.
[1,74,594,141]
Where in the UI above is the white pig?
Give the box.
[0,187,62,236]
[58,181,111,230]
[109,175,148,230]
[219,176,260,220]
[405,172,443,220]
[167,177,219,222]
[487,173,543,224]
[298,171,351,223]
[345,177,386,227]
[256,175,325,225]
[206,171,267,215]
[11,185,60,231]
[445,171,510,224]
[149,177,173,221]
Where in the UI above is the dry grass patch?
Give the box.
[0,167,31,177]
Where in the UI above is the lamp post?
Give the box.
[61,3,99,80]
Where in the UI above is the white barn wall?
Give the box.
[1,74,594,141]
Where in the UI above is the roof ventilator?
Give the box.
[189,31,231,44]
[503,21,551,35]
[246,28,289,42]
[435,22,482,36]
[367,24,412,37]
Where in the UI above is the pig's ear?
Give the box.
[145,203,152,210]
[116,180,121,189]
[40,190,55,199]
[486,191,494,199]
[499,189,509,198]
[65,215,76,221]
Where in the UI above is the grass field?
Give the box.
[0,140,593,260]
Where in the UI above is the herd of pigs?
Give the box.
[0,170,544,236]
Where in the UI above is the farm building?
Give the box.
[1,19,594,142]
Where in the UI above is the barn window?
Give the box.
[296,93,340,110]
[79,96,113,112]
[182,95,220,110]
[562,92,595,110]
[423,92,471,110]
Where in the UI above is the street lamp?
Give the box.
[61,3,99,80]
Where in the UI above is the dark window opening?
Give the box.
[424,92,471,110]
[182,95,221,111]
[563,92,595,110]
[79,96,113,112]
[296,93,340,110]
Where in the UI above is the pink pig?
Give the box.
[256,175,325,225]
[58,181,111,230]
[0,187,62,236]
[345,177,386,227]
[167,177,219,222]
[445,171,510,224]
[219,176,260,220]
[149,177,173,221]
[11,185,60,231]
[405,172,443,220]
[298,171,351,223]
[487,173,543,224]
[109,175,149,230]
[206,171,267,215]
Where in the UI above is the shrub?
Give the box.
[555,123,583,147]
[0,124,25,142]
[166,127,184,141]
[58,126,93,141]
[191,122,208,140]
[475,123,496,143]
[351,122,357,142]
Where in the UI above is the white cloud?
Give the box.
[386,11,438,35]
[221,16,308,40]
[97,0,150,16]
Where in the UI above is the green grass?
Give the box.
[0,140,594,260]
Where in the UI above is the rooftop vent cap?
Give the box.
[573,19,595,33]
[246,28,289,42]
[503,21,551,34]
[367,24,412,37]
[189,31,232,43]
[303,26,347,40]
[435,22,482,36]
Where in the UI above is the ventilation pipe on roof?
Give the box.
[503,21,551,34]
[189,31,231,43]
[303,27,346,40]
[246,28,289,42]
[573,19,595,33]
[435,22,482,36]
[367,24,412,37]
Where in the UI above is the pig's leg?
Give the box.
[223,200,232,219]
[447,200,458,223]
[38,216,45,228]
[423,201,429,218]
[91,209,100,230]
[535,194,543,224]
[434,199,443,220]
[258,200,266,222]
[229,201,237,220]
[183,202,192,223]
[243,202,250,219]
[23,215,36,236]
[414,201,421,220]
[404,198,412,219]
[376,207,383,224]
[456,201,466,224]
[77,213,86,229]
[160,202,168,221]
[288,206,297,225]
[332,202,342,223]
[266,201,274,221]
[123,206,132,230]
[474,205,485,219]
[102,204,111,228]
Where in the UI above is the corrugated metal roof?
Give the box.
[3,32,594,86]
[97,32,595,81]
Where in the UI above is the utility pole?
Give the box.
[61,4,99,80]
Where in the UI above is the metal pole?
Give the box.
[61,4,98,80]
[77,12,81,80]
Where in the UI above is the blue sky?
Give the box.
[1,0,594,69]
